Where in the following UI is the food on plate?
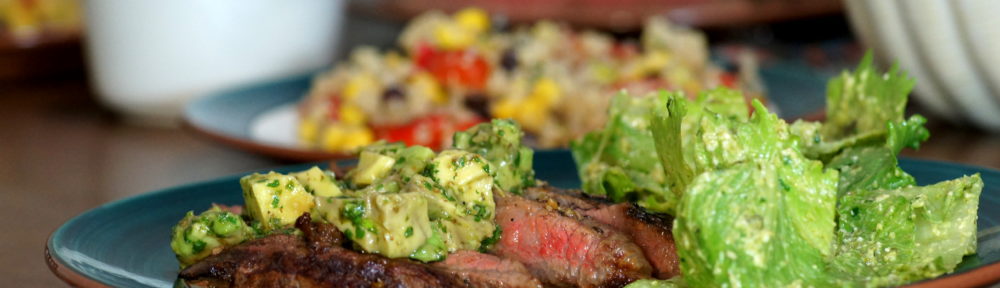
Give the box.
[175,120,685,287]
[173,53,982,287]
[179,214,544,287]
[297,8,763,152]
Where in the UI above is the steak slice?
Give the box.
[492,194,653,287]
[432,251,543,288]
[523,186,681,279]
[179,214,541,288]
[585,203,680,279]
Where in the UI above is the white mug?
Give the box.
[83,0,345,125]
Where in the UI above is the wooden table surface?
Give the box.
[3,75,999,287]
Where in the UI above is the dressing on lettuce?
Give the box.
[833,174,981,285]
[665,97,840,287]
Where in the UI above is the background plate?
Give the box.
[47,150,1000,287]
[183,65,828,162]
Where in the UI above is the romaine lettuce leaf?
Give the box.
[650,93,691,203]
[826,146,915,197]
[824,114,928,197]
[886,115,930,155]
[672,101,840,287]
[571,92,674,211]
[799,52,922,160]
[822,52,915,142]
[676,161,839,287]
[571,88,751,214]
[832,174,983,286]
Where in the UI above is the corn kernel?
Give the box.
[342,73,379,101]
[454,8,490,33]
[620,62,644,82]
[683,80,702,95]
[385,51,405,69]
[531,78,561,104]
[667,68,693,90]
[340,126,375,151]
[515,98,549,132]
[339,105,367,125]
[491,98,518,119]
[410,72,447,103]
[434,23,475,50]
[643,51,671,72]
[320,124,348,151]
[298,118,320,145]
[320,123,374,151]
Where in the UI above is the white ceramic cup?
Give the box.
[83,0,345,125]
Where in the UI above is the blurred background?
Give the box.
[3,0,1000,286]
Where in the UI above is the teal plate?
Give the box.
[46,151,1000,287]
[183,65,827,162]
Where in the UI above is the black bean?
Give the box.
[500,49,518,72]
[382,87,405,101]
[464,93,490,119]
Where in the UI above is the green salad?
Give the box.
[576,53,982,287]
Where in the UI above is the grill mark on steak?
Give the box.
[491,194,653,287]
[522,184,610,211]
[179,213,541,288]
[432,251,543,288]
[522,186,682,279]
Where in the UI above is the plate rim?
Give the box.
[45,156,1000,288]
[182,118,350,162]
[182,71,351,162]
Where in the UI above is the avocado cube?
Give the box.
[240,172,315,231]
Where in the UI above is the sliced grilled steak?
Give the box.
[585,203,680,279]
[432,251,543,288]
[179,214,540,288]
[492,194,653,287]
[523,186,681,279]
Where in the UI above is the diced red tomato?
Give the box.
[414,45,491,89]
[326,96,343,120]
[372,114,484,149]
[611,42,639,60]
[719,72,738,88]
[414,43,438,69]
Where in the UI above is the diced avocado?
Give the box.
[394,146,435,176]
[452,119,535,193]
[316,192,435,259]
[314,168,496,262]
[410,223,448,262]
[304,139,503,263]
[240,172,315,231]
[430,150,495,216]
[405,174,459,219]
[290,166,343,197]
[170,206,252,267]
[350,151,396,186]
